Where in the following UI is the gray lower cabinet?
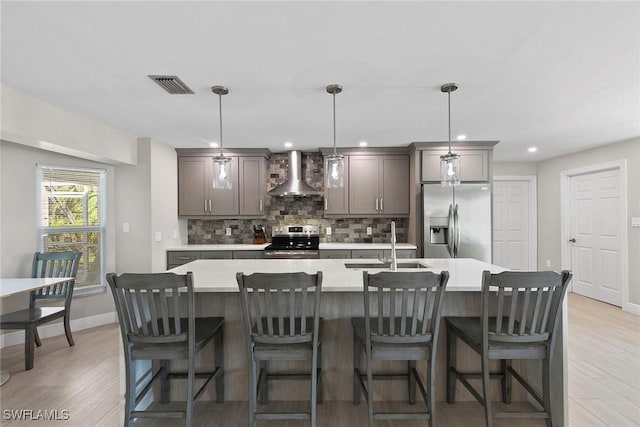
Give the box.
[351,249,384,259]
[167,251,201,269]
[319,249,352,259]
[169,248,417,268]
[200,251,233,260]
[384,249,416,259]
[319,249,416,259]
[232,250,264,259]
[167,249,262,269]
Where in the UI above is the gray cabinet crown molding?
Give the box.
[409,140,499,151]
[319,146,410,156]
[176,148,271,158]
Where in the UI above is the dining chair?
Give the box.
[236,271,323,427]
[106,272,224,427]
[0,251,80,370]
[351,270,449,427]
[445,270,572,427]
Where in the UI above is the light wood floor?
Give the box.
[0,293,638,426]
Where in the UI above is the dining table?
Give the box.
[0,277,71,385]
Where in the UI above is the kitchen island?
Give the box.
[166,258,567,425]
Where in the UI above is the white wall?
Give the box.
[493,161,537,176]
[537,137,640,304]
[1,83,137,165]
[114,138,181,273]
[149,140,181,271]
[0,141,116,319]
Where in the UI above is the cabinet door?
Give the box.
[200,251,233,259]
[210,157,239,215]
[421,150,489,182]
[178,157,211,215]
[233,250,265,259]
[324,156,349,215]
[239,157,266,216]
[379,156,409,215]
[349,156,379,215]
[459,151,489,182]
[319,249,351,259]
[167,251,201,269]
[351,249,384,259]
[383,249,416,259]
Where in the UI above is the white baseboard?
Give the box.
[0,311,117,349]
[623,302,640,316]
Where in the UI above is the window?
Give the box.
[37,165,106,290]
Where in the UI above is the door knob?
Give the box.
[569,238,576,243]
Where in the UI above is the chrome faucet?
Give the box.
[390,221,397,271]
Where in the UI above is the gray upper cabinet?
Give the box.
[348,155,409,216]
[421,150,489,182]
[238,157,266,216]
[323,156,349,215]
[178,156,212,216]
[210,157,239,216]
[177,151,267,218]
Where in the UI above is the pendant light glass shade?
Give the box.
[325,84,344,189]
[326,154,344,188]
[440,83,461,187]
[211,86,232,190]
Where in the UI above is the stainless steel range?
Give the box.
[263,225,320,259]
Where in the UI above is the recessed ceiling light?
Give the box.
[528,147,538,153]
[359,141,368,147]
[284,141,293,148]
[456,135,466,141]
[209,142,219,148]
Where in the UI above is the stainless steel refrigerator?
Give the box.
[422,183,492,262]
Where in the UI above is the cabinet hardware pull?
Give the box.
[375,198,379,211]
[325,199,328,210]
[259,199,263,212]
[204,200,208,212]
[209,200,212,212]
[380,198,383,211]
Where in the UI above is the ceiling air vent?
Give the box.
[147,75,194,94]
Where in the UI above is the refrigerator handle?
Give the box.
[447,204,455,257]
[453,204,460,258]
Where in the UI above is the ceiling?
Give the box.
[1,1,638,162]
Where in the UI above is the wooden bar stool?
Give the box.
[106,272,224,427]
[1,251,80,370]
[236,271,323,427]
[351,270,449,427]
[445,270,572,427]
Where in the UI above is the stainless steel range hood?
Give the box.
[268,151,322,197]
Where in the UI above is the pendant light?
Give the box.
[211,85,232,190]
[440,83,461,187]
[325,84,344,189]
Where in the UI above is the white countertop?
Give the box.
[319,243,417,250]
[167,258,505,292]
[167,244,270,251]
[167,243,417,251]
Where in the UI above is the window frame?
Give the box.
[36,164,107,294]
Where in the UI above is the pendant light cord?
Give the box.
[332,92,337,156]
[218,92,224,157]
[447,89,452,155]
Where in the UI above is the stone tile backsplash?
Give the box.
[187,152,408,244]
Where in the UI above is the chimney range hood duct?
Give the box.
[268,151,322,197]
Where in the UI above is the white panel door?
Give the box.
[569,169,622,306]
[492,180,532,270]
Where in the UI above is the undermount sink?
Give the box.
[344,262,429,270]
